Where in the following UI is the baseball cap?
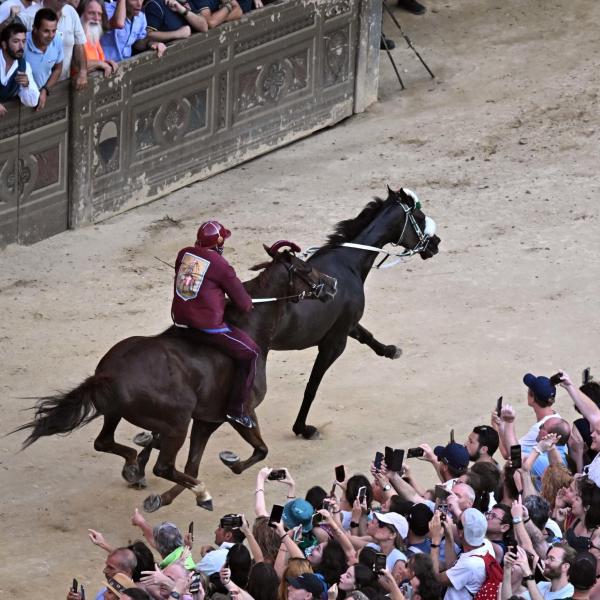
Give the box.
[374,511,408,539]
[461,508,487,546]
[407,503,434,537]
[433,442,469,473]
[523,373,556,405]
[286,573,326,598]
[283,498,314,533]
[106,573,136,597]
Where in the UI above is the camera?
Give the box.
[220,515,243,529]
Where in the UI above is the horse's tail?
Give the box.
[12,375,114,449]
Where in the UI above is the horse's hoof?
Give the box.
[385,345,402,360]
[133,431,154,447]
[197,497,214,511]
[128,478,147,489]
[219,450,240,467]
[294,425,319,440]
[143,494,162,512]
[122,463,141,483]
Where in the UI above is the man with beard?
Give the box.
[100,0,166,62]
[24,8,62,109]
[77,0,117,77]
[18,0,87,89]
[0,22,39,116]
[464,425,499,465]
[520,542,575,600]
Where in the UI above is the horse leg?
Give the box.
[129,433,162,489]
[292,334,348,440]
[143,430,213,513]
[93,414,144,485]
[221,410,268,474]
[153,420,221,509]
[349,323,402,359]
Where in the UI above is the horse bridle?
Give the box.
[251,253,337,304]
[338,200,437,269]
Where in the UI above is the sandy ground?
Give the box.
[1,0,600,596]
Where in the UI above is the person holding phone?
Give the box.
[0,21,39,117]
[196,513,246,576]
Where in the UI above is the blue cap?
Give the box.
[523,373,556,405]
[286,573,327,598]
[433,442,469,473]
[282,498,314,533]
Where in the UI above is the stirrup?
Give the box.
[226,414,255,428]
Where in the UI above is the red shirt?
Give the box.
[171,245,252,329]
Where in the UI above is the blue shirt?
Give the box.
[528,445,568,490]
[144,0,186,32]
[24,31,64,88]
[101,1,148,62]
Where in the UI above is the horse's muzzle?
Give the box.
[314,274,338,302]
[419,234,441,260]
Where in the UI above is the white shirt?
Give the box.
[19,3,85,79]
[444,545,491,600]
[519,413,560,450]
[0,0,39,23]
[536,581,574,600]
[585,453,600,486]
[196,542,234,576]
[0,51,39,106]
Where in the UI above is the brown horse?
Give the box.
[14,242,336,511]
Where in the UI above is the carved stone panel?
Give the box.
[323,27,351,87]
[94,116,121,178]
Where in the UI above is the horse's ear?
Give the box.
[250,261,271,271]
[401,188,421,209]
[263,243,272,257]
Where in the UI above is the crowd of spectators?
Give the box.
[62,368,600,600]
[0,0,268,116]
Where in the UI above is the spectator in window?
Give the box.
[0,22,39,117]
[0,0,40,31]
[77,0,118,77]
[18,0,87,89]
[100,0,166,62]
[24,7,61,109]
[188,0,241,29]
[143,0,192,44]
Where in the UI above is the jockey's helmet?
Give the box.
[196,220,231,249]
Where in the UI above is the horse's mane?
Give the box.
[311,197,386,257]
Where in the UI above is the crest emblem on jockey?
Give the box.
[176,252,210,301]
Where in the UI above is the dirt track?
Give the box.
[1,0,600,597]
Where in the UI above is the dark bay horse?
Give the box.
[15,242,335,511]
[270,187,441,439]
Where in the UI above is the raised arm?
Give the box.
[108,0,126,29]
[561,371,600,428]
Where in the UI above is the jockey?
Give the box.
[171,220,258,429]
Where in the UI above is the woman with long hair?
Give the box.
[277,558,313,600]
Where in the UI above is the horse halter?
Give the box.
[339,199,437,269]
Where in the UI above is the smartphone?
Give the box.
[188,521,194,539]
[374,552,387,573]
[407,447,424,459]
[357,485,367,503]
[510,444,522,469]
[80,585,86,600]
[269,504,284,527]
[434,485,450,500]
[583,367,591,385]
[72,579,78,593]
[267,469,287,480]
[312,513,324,526]
[374,451,384,471]
[450,428,455,443]
[496,396,503,417]
[335,465,345,482]
[388,449,405,472]
[385,446,394,467]
[549,372,563,386]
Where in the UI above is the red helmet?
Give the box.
[196,220,231,248]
